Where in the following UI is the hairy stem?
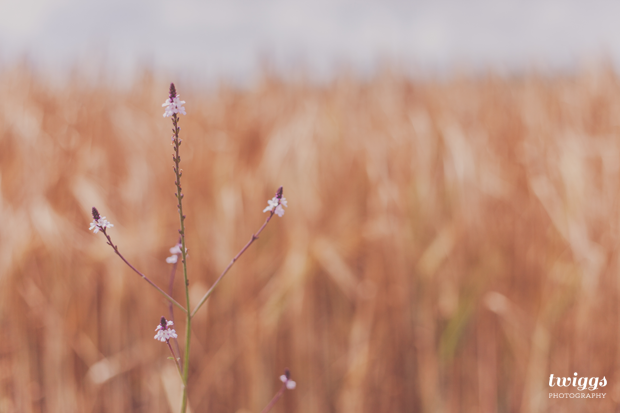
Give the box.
[171,112,192,413]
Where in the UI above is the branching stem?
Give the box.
[101,229,187,313]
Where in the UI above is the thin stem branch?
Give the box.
[167,242,182,369]
[260,383,287,413]
[166,339,184,383]
[101,229,187,313]
[191,209,276,318]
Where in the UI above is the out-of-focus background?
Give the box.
[2,1,620,413]
[5,0,620,83]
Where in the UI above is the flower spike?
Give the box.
[154,316,178,342]
[89,207,114,234]
[263,187,287,217]
[162,83,186,117]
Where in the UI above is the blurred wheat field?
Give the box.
[1,63,620,413]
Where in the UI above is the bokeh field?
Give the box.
[1,64,620,412]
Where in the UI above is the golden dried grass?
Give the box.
[1,63,619,412]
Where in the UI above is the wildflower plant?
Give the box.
[89,83,293,413]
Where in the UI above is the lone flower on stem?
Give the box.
[263,187,288,217]
[260,369,297,413]
[154,316,178,342]
[280,369,297,390]
[89,207,114,234]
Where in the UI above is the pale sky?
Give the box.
[1,0,618,83]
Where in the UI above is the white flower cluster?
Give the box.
[89,217,114,234]
[166,243,187,264]
[280,374,296,390]
[162,95,186,117]
[263,196,288,217]
[154,320,178,342]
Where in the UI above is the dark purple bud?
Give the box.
[160,316,167,329]
[92,207,100,221]
[284,368,291,380]
[276,186,283,200]
[169,83,177,99]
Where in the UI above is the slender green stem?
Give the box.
[191,209,276,318]
[171,112,192,413]
[102,230,187,313]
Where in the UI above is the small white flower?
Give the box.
[263,196,287,217]
[275,198,287,217]
[162,95,186,117]
[280,374,296,390]
[166,243,187,264]
[263,198,278,213]
[154,319,178,342]
[89,217,114,234]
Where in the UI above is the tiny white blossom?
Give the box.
[263,198,278,213]
[275,198,288,217]
[89,217,114,234]
[263,196,287,217]
[162,95,186,117]
[166,243,187,264]
[280,374,296,390]
[154,319,178,342]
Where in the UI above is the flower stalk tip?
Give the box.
[162,83,186,118]
[263,187,287,217]
[89,207,114,234]
[280,368,296,390]
[154,317,178,342]
[260,369,296,413]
